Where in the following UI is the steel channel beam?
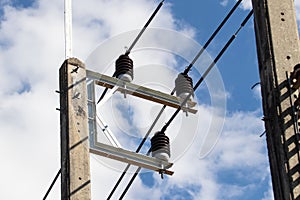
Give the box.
[86,70,197,114]
[89,141,174,176]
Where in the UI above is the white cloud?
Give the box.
[262,180,274,200]
[221,0,229,7]
[106,110,269,200]
[241,0,252,10]
[219,0,252,10]
[0,0,272,199]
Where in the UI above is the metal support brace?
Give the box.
[90,141,174,176]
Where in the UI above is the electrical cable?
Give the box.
[183,0,242,75]
[125,0,165,56]
[118,10,254,199]
[106,1,246,199]
[106,107,165,199]
[97,0,165,104]
[106,1,245,199]
[162,10,253,132]
[42,168,61,200]
[119,149,151,200]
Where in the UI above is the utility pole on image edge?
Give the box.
[252,0,300,199]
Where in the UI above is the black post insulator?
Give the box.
[115,54,134,82]
[175,73,194,98]
[151,131,170,161]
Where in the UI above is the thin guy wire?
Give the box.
[106,1,245,199]
[43,169,61,200]
[119,10,254,199]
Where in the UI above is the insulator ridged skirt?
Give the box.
[151,131,170,157]
[115,54,134,81]
[175,73,194,97]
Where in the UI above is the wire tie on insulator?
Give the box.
[184,66,189,72]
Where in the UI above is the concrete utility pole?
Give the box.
[252,0,300,199]
[59,58,91,199]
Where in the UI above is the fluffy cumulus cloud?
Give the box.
[241,0,252,10]
[220,0,252,10]
[220,0,229,7]
[0,0,272,199]
[98,110,269,200]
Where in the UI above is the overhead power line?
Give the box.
[183,0,242,74]
[97,0,165,104]
[118,10,254,199]
[106,1,245,199]
[161,10,254,132]
[125,0,165,55]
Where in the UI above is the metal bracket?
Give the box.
[86,77,174,176]
[86,70,197,114]
[90,141,174,175]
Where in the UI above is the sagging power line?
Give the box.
[107,1,249,199]
[117,10,254,200]
[43,168,61,200]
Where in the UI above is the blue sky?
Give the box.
[169,0,259,113]
[2,0,299,199]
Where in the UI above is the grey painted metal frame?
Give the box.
[86,76,174,176]
[90,140,174,175]
[86,70,197,114]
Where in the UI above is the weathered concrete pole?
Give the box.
[252,0,300,199]
[59,58,91,199]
